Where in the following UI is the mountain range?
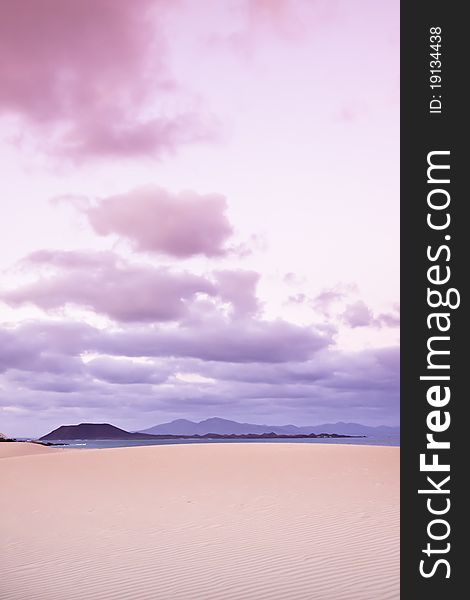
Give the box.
[138,417,399,436]
[39,419,399,441]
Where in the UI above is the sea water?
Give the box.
[47,434,400,450]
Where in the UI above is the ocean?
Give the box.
[46,434,400,450]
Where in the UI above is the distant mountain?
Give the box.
[40,419,399,441]
[139,418,399,437]
[40,423,156,441]
[139,418,271,436]
[39,421,368,442]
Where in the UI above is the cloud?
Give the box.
[207,0,338,59]
[184,345,399,396]
[2,250,262,323]
[0,313,398,436]
[0,321,93,376]
[0,313,330,374]
[313,283,357,317]
[341,300,373,328]
[283,272,306,286]
[99,318,330,364]
[340,299,400,330]
[375,309,400,328]
[0,319,398,435]
[341,300,400,330]
[10,370,90,394]
[293,285,400,331]
[0,320,392,375]
[2,250,218,322]
[213,270,260,317]
[317,346,399,393]
[86,357,170,385]
[0,0,210,159]
[85,186,234,258]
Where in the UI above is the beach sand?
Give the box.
[0,442,399,600]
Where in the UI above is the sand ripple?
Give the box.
[0,443,399,600]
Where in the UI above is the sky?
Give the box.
[0,0,399,437]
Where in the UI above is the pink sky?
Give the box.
[0,0,399,437]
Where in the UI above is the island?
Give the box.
[39,423,366,441]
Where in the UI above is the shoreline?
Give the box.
[9,436,400,450]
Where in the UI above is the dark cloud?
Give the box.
[0,317,398,438]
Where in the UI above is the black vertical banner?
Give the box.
[401,1,465,597]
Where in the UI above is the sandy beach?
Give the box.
[0,442,399,600]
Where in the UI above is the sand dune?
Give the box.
[0,442,68,459]
[0,443,399,600]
